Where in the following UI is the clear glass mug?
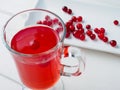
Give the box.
[2,9,85,90]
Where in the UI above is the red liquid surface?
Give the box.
[11,25,61,89]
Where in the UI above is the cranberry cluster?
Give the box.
[62,6,73,15]
[37,15,63,34]
[62,6,118,47]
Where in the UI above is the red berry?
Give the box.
[113,20,119,25]
[62,6,68,12]
[86,24,91,29]
[109,40,117,47]
[79,34,85,41]
[56,27,63,33]
[78,28,84,34]
[67,9,72,14]
[69,24,75,32]
[52,18,59,24]
[45,15,51,21]
[66,20,73,28]
[77,16,83,22]
[100,27,105,33]
[37,20,42,24]
[94,28,100,34]
[73,30,81,38]
[102,36,108,42]
[86,30,92,36]
[71,16,77,22]
[76,23,83,29]
[42,20,48,25]
[90,34,96,40]
[98,33,104,40]
[47,20,52,26]
[65,31,71,38]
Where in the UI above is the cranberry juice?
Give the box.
[11,25,61,89]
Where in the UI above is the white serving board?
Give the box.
[36,0,120,55]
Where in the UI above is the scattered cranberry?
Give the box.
[73,30,85,41]
[71,16,77,22]
[69,24,75,32]
[45,15,51,21]
[62,6,72,15]
[47,20,53,26]
[94,28,100,34]
[86,24,91,29]
[56,27,63,34]
[36,20,42,24]
[42,20,48,25]
[102,36,108,42]
[109,40,117,47]
[77,16,83,22]
[73,30,81,39]
[100,27,105,34]
[62,6,68,12]
[98,33,104,40]
[76,23,83,29]
[79,34,86,41]
[90,34,96,40]
[52,18,59,24]
[78,28,84,34]
[67,9,72,15]
[113,20,119,25]
[65,31,71,38]
[86,29,92,36]
[66,20,73,28]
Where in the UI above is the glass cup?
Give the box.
[2,9,85,90]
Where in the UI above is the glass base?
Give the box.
[23,78,64,90]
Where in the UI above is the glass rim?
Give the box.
[2,8,66,57]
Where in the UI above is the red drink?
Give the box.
[11,25,61,89]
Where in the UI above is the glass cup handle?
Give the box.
[60,46,85,77]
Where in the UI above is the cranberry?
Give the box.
[109,40,117,47]
[86,24,91,29]
[113,20,119,25]
[102,36,108,42]
[42,20,48,25]
[100,27,105,33]
[68,9,72,14]
[77,16,83,22]
[36,20,42,24]
[71,16,77,22]
[94,28,100,34]
[56,27,63,33]
[45,15,51,21]
[47,20,52,26]
[73,30,81,38]
[78,28,84,34]
[66,20,73,27]
[30,40,40,50]
[86,29,92,36]
[79,34,85,41]
[62,6,68,12]
[52,18,59,24]
[76,23,83,29]
[90,34,96,40]
[69,24,75,32]
[65,31,71,38]
[98,33,104,40]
